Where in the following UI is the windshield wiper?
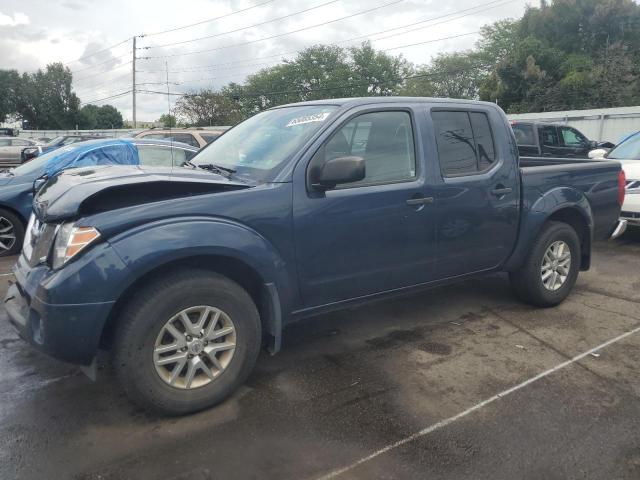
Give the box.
[192,163,237,179]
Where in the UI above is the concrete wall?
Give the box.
[507,105,640,143]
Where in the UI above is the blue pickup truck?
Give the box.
[5,97,626,415]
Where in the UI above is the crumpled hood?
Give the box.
[33,165,251,222]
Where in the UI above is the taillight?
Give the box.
[618,169,626,206]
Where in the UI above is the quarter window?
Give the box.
[318,111,416,186]
[432,111,496,176]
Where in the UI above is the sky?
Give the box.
[0,0,530,122]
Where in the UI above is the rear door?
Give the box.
[512,123,539,156]
[293,106,437,308]
[430,107,520,278]
[538,125,564,157]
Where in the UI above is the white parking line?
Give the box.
[316,324,640,480]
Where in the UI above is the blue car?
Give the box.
[0,138,199,256]
[20,134,106,162]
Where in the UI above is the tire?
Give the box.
[0,208,25,257]
[509,221,581,308]
[113,269,261,415]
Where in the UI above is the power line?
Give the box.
[144,0,341,49]
[64,37,131,65]
[139,0,516,72]
[70,52,131,74]
[73,61,133,82]
[81,90,133,105]
[141,0,277,37]
[142,0,405,59]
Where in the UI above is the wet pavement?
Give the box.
[1,230,640,480]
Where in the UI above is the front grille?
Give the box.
[626,179,640,192]
[621,211,640,219]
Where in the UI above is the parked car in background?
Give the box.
[0,138,198,256]
[5,97,626,415]
[511,121,613,158]
[21,135,106,162]
[0,137,41,166]
[134,127,229,148]
[0,128,19,137]
[589,131,640,228]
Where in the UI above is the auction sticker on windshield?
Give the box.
[286,112,331,127]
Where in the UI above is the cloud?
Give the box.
[0,12,29,26]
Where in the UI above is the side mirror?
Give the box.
[588,148,608,160]
[32,176,47,195]
[313,156,365,189]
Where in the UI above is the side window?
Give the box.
[138,146,186,167]
[539,126,560,147]
[200,133,221,144]
[318,111,416,187]
[432,111,497,176]
[469,112,496,171]
[560,127,587,146]
[512,124,536,145]
[170,134,200,148]
[0,140,10,146]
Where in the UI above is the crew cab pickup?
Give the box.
[5,98,627,415]
[511,121,614,158]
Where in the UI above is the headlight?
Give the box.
[52,223,101,269]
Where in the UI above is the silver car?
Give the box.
[0,137,39,166]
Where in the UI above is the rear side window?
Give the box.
[432,111,497,176]
[539,126,560,147]
[170,134,200,147]
[512,124,535,145]
[138,146,187,166]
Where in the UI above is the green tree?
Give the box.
[158,113,177,127]
[0,69,20,123]
[94,105,124,128]
[14,63,81,129]
[174,89,243,126]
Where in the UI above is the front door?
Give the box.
[558,126,591,158]
[293,108,437,308]
[430,108,520,278]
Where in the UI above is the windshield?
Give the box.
[191,105,337,181]
[608,132,640,160]
[45,136,65,147]
[12,144,82,176]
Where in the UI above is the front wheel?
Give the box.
[113,269,261,415]
[509,221,581,307]
[0,208,24,257]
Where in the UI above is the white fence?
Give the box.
[18,129,138,140]
[507,105,640,143]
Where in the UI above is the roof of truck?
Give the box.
[274,96,501,109]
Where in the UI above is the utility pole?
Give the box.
[132,36,137,128]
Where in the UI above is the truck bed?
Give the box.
[519,156,622,240]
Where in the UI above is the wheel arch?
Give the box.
[100,254,283,354]
[505,187,593,272]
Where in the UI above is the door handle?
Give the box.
[406,196,434,206]
[491,187,512,197]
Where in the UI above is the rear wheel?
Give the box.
[509,221,581,307]
[0,209,24,257]
[113,269,261,415]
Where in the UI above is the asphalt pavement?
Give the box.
[1,230,640,480]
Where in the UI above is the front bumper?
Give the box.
[621,211,640,227]
[4,253,117,366]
